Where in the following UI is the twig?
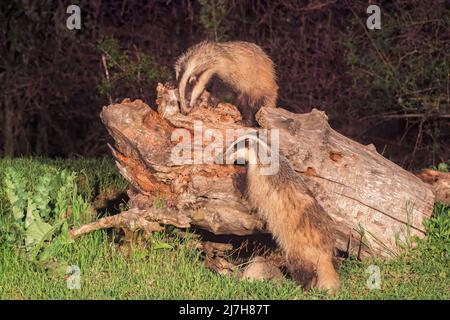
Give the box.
[101,54,113,104]
[70,207,191,238]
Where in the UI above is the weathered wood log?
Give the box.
[417,169,450,206]
[82,83,435,259]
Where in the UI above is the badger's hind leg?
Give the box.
[315,254,340,294]
[286,258,318,291]
[287,250,339,294]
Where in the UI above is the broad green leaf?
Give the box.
[25,217,53,250]
[25,198,38,228]
[4,169,27,221]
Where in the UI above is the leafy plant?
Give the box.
[97,37,170,101]
[2,167,91,261]
[199,0,228,41]
[342,5,449,166]
[432,161,449,173]
[424,203,450,246]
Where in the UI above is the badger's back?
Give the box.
[218,42,278,101]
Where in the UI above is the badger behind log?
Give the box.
[175,41,278,126]
[224,135,340,294]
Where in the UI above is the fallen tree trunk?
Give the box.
[417,169,450,206]
[72,83,435,259]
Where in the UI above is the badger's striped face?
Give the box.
[185,75,198,104]
[176,66,198,107]
[175,57,194,106]
[175,44,216,113]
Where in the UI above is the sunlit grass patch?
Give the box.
[0,157,448,299]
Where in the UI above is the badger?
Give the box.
[223,134,340,294]
[174,41,278,126]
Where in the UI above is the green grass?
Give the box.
[0,158,448,299]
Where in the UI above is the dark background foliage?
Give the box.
[0,0,449,169]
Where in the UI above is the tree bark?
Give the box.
[82,83,435,259]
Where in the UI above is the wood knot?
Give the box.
[305,167,317,177]
[329,151,343,162]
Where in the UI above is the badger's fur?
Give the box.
[224,135,340,294]
[175,41,278,126]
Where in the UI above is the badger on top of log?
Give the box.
[224,134,340,294]
[174,40,278,126]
